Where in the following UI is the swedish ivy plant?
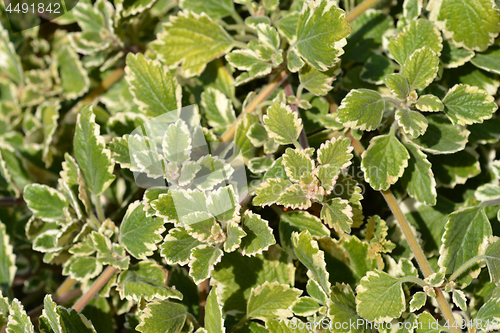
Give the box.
[1,0,500,331]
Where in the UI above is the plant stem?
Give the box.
[72,266,117,312]
[55,277,77,297]
[400,276,428,287]
[198,279,209,326]
[345,0,381,22]
[345,131,460,333]
[186,313,201,329]
[225,24,256,34]
[381,190,459,333]
[220,69,289,142]
[448,255,487,282]
[381,190,434,277]
[283,79,309,148]
[81,68,125,105]
[93,194,105,223]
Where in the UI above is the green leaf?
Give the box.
[442,84,498,125]
[441,39,475,69]
[151,191,180,223]
[276,184,311,210]
[201,88,236,132]
[471,46,500,74]
[484,239,500,285]
[403,0,422,20]
[439,206,492,276]
[253,178,292,207]
[0,24,23,85]
[328,283,369,332]
[385,73,410,100]
[189,245,223,284]
[266,319,309,332]
[475,184,500,201]
[206,185,239,223]
[401,46,439,90]
[279,211,330,250]
[205,287,224,333]
[292,230,330,295]
[224,221,246,253]
[162,120,191,164]
[160,227,202,265]
[119,201,165,260]
[428,0,500,51]
[0,221,15,289]
[389,19,442,65]
[183,212,218,243]
[290,0,351,71]
[74,105,115,196]
[226,48,273,84]
[336,89,385,131]
[430,149,481,187]
[360,54,395,85]
[38,101,60,168]
[57,45,90,100]
[411,114,469,154]
[137,301,187,333]
[409,292,427,312]
[211,247,294,313]
[400,141,437,206]
[7,299,34,333]
[263,101,303,146]
[321,198,353,234]
[117,261,182,302]
[125,53,181,118]
[365,215,396,254]
[152,11,235,77]
[282,148,314,182]
[298,64,338,96]
[179,0,234,19]
[246,281,302,320]
[0,146,30,195]
[416,95,444,112]
[452,290,467,311]
[63,256,103,282]
[344,9,394,62]
[317,136,353,169]
[475,297,500,329]
[241,211,276,256]
[291,297,320,316]
[24,184,68,222]
[115,0,156,18]
[396,109,428,138]
[361,134,410,191]
[355,270,405,322]
[287,48,305,73]
[41,295,62,333]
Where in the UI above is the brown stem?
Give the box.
[283,79,309,149]
[198,279,209,326]
[81,68,125,105]
[0,197,24,207]
[220,69,289,142]
[345,0,381,22]
[72,266,117,312]
[55,277,77,297]
[347,134,460,332]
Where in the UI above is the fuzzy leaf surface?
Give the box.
[74,105,115,196]
[361,134,410,191]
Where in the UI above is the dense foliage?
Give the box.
[0,0,500,332]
